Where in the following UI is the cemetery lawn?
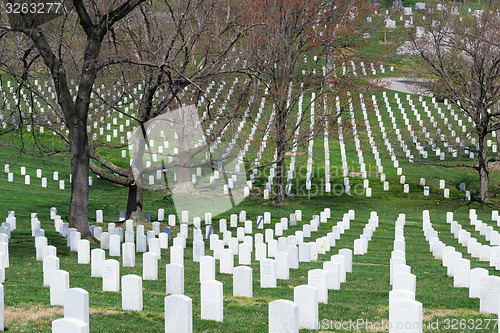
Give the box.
[2,8,500,327]
[2,138,500,331]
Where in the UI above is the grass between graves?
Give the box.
[2,4,500,329]
[3,83,500,331]
[2,158,500,332]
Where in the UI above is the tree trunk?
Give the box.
[496,104,500,157]
[274,101,287,206]
[128,123,149,221]
[173,114,196,193]
[325,0,335,72]
[325,46,334,72]
[126,181,144,221]
[478,135,490,203]
[496,128,500,157]
[68,119,93,240]
[274,156,286,206]
[173,161,196,193]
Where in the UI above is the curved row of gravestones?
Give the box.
[3,164,72,190]
[7,208,500,332]
[23,208,381,332]
[332,89,475,200]
[0,211,15,331]
[387,209,500,333]
[363,91,473,198]
[423,209,500,322]
[2,82,480,202]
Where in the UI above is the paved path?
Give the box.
[375,77,432,96]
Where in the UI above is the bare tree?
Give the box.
[0,0,148,239]
[240,0,371,205]
[0,0,255,226]
[406,3,500,203]
[85,0,254,221]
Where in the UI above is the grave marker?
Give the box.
[201,280,223,322]
[91,249,105,277]
[164,295,192,333]
[389,299,422,333]
[52,318,88,333]
[166,263,184,295]
[50,270,70,306]
[294,285,318,330]
[64,288,89,326]
[103,259,120,292]
[122,275,143,311]
[143,252,158,281]
[260,258,276,288]
[200,256,215,282]
[268,300,299,333]
[233,266,252,297]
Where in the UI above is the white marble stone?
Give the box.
[201,280,223,322]
[164,294,192,333]
[122,275,143,311]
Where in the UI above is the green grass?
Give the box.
[2,136,500,332]
[2,5,500,331]
[2,77,500,331]
[3,189,500,332]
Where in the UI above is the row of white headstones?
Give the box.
[2,66,488,201]
[6,206,500,332]
[0,211,15,331]
[423,209,500,321]
[333,92,471,199]
[29,207,373,332]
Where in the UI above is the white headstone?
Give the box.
[480,276,500,313]
[43,256,59,287]
[268,300,299,333]
[52,317,88,333]
[389,299,422,333]
[91,249,105,277]
[200,256,215,282]
[50,270,70,305]
[453,258,470,288]
[64,288,89,326]
[308,269,328,304]
[276,251,289,280]
[164,295,192,333]
[122,243,135,267]
[201,280,223,322]
[393,273,416,295]
[193,241,205,262]
[103,259,120,292]
[233,266,253,297]
[166,263,184,295]
[122,275,143,311]
[143,252,158,280]
[389,289,415,302]
[77,240,90,264]
[220,249,234,274]
[170,246,184,265]
[239,243,251,265]
[260,258,276,288]
[294,285,318,330]
[331,255,346,283]
[470,268,489,298]
[323,261,341,290]
[339,249,352,273]
[109,235,121,256]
